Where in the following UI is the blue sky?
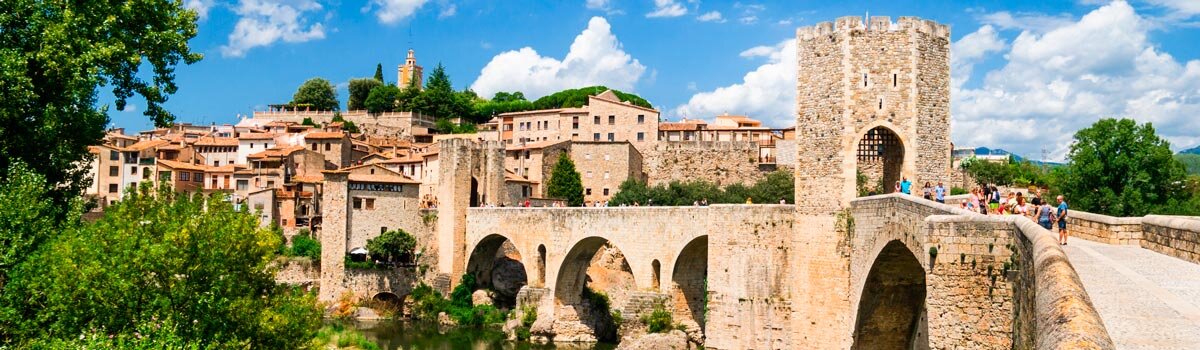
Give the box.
[105,0,1200,159]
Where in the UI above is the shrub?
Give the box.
[366,229,417,264]
[289,235,321,260]
[950,187,968,196]
[642,304,675,333]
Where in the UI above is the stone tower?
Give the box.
[434,138,506,291]
[398,49,424,89]
[791,16,951,348]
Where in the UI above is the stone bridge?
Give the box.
[462,194,1115,349]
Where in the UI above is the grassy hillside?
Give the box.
[1178,154,1200,175]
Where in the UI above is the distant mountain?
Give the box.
[1180,146,1200,155]
[972,147,1063,166]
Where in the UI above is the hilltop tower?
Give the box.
[398,49,424,89]
[791,16,951,348]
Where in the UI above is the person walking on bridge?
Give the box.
[900,177,912,195]
[934,182,946,203]
[1056,195,1070,245]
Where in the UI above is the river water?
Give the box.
[348,319,617,350]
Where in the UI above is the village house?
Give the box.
[491,90,660,151]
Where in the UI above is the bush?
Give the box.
[408,284,449,322]
[950,187,968,196]
[642,304,675,333]
[288,235,321,260]
[366,229,416,264]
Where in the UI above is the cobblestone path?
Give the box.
[1064,238,1200,350]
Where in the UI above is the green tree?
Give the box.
[1177,154,1200,175]
[291,77,339,111]
[1,184,322,347]
[532,86,653,110]
[0,162,80,289]
[374,63,384,83]
[410,64,473,120]
[301,117,317,126]
[396,82,422,112]
[492,91,526,102]
[347,78,383,111]
[1058,118,1190,216]
[330,112,359,133]
[365,84,400,115]
[547,153,584,206]
[366,229,417,264]
[0,0,201,214]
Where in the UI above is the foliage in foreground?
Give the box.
[366,229,417,264]
[0,184,322,347]
[609,170,794,206]
[407,275,506,328]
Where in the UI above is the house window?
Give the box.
[607,133,614,141]
[637,132,645,141]
[572,133,579,140]
[353,197,363,209]
[604,171,610,179]
[131,167,138,175]
[637,115,645,124]
[108,184,118,193]
[586,188,592,195]
[586,171,592,178]
[109,166,119,177]
[604,154,610,161]
[863,73,868,87]
[109,150,119,161]
[325,143,331,151]
[608,115,615,125]
[525,151,531,160]
[593,133,600,141]
[193,172,203,182]
[593,116,600,125]
[178,172,190,181]
[381,227,388,235]
[237,180,248,191]
[214,160,221,167]
[603,188,609,196]
[572,117,579,129]
[311,143,317,151]
[266,180,274,188]
[365,198,375,210]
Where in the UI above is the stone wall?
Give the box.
[641,141,767,186]
[1067,210,1143,245]
[1140,215,1200,264]
[275,257,320,286]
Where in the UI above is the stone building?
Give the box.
[303,131,353,169]
[193,136,240,167]
[155,159,207,193]
[398,49,424,89]
[492,90,659,151]
[571,142,644,204]
[86,144,129,206]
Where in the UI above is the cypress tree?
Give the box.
[546,153,584,206]
[374,63,385,83]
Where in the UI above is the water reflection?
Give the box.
[348,319,617,350]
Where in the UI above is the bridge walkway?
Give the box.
[1064,238,1200,350]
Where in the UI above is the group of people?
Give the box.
[893,177,1071,245]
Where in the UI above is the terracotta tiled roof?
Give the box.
[377,155,423,164]
[126,139,169,151]
[290,175,324,183]
[504,169,535,183]
[305,131,346,139]
[206,164,240,173]
[330,164,420,184]
[238,132,278,140]
[194,136,239,147]
[157,159,207,172]
[659,121,707,131]
[247,146,305,159]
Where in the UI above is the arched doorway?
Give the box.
[537,244,547,287]
[670,236,708,331]
[470,177,480,207]
[853,240,927,350]
[554,237,635,342]
[857,126,905,195]
[465,234,528,309]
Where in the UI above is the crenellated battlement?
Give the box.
[796,16,950,41]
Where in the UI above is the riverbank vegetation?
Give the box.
[609,170,794,206]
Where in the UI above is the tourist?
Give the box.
[700,198,709,206]
[934,182,946,203]
[894,180,902,194]
[745,197,753,204]
[694,200,700,206]
[900,177,912,195]
[968,188,981,211]
[524,199,531,207]
[1057,195,1070,245]
[1035,197,1055,230]
[982,186,992,206]
[779,198,787,205]
[990,185,1001,212]
[1014,193,1029,217]
[922,182,933,200]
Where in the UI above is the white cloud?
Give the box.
[439,3,456,18]
[951,25,1006,88]
[979,11,1074,32]
[470,17,647,99]
[185,0,216,20]
[738,15,758,24]
[955,1,1200,158]
[366,0,430,24]
[221,0,326,58]
[697,11,724,23]
[672,39,796,125]
[586,0,610,10]
[646,0,687,18]
[1146,0,1200,18]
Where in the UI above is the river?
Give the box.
[348,319,618,350]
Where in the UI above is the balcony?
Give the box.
[138,158,156,166]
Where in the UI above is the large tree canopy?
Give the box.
[365,84,400,115]
[1058,118,1190,216]
[0,0,201,213]
[348,78,384,111]
[291,77,339,111]
[1,184,321,347]
[532,86,653,110]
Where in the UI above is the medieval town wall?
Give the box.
[641,141,768,187]
[1066,211,1200,264]
[252,110,434,138]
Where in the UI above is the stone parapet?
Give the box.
[796,16,950,41]
[1068,210,1143,245]
[1142,215,1200,264]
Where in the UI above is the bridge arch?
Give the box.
[553,236,636,342]
[670,235,708,330]
[465,233,528,308]
[852,239,928,350]
[855,124,910,195]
